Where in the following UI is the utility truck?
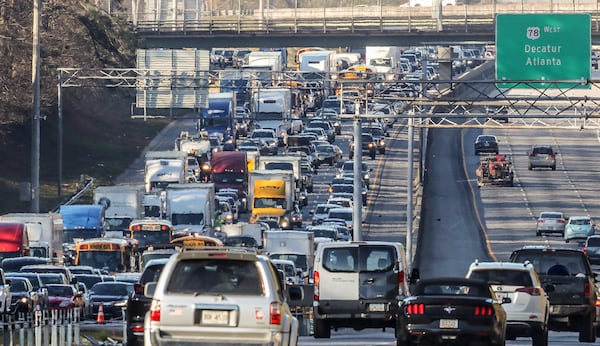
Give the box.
[248,170,296,229]
[251,87,302,145]
[165,183,216,236]
[0,213,63,258]
[258,156,307,206]
[263,230,315,282]
[93,185,144,237]
[365,46,402,81]
[144,151,188,193]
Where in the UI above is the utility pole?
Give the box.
[31,0,41,213]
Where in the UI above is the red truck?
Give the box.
[0,222,30,260]
[210,151,248,212]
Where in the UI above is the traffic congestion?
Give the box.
[1,42,599,346]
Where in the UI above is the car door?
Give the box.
[358,245,399,306]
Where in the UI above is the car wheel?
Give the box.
[565,239,570,243]
[313,318,330,338]
[528,165,533,170]
[551,165,556,171]
[532,325,548,346]
[579,313,596,342]
[536,230,541,236]
[380,149,386,154]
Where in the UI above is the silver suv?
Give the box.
[528,145,556,170]
[144,248,302,346]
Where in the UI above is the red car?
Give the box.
[46,284,84,311]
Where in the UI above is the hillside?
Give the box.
[0,0,168,214]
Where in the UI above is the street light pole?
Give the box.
[31,0,41,213]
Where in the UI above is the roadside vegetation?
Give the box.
[0,1,168,214]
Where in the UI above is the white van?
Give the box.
[312,241,410,338]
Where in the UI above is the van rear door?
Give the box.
[358,245,399,303]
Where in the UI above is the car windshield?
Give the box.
[469,269,533,287]
[540,213,563,219]
[9,279,28,292]
[477,136,496,142]
[166,259,262,295]
[533,147,553,154]
[570,218,591,226]
[47,285,74,297]
[91,283,131,296]
[420,283,488,297]
[322,245,395,273]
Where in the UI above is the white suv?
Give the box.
[144,248,302,346]
[466,260,550,345]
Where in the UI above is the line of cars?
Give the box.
[0,258,138,321]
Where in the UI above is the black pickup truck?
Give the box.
[510,246,597,342]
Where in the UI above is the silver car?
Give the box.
[536,211,566,236]
[144,248,302,346]
[528,145,556,171]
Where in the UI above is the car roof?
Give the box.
[468,261,534,271]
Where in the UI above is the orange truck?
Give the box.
[0,222,30,261]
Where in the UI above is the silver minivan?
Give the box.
[312,241,410,339]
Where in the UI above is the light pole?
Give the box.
[31,0,41,213]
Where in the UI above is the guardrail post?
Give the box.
[51,310,57,346]
[27,311,33,346]
[59,310,65,346]
[66,309,72,346]
[18,313,24,346]
[122,307,127,345]
[42,310,49,346]
[73,308,80,346]
[34,306,42,346]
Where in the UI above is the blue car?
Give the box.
[565,216,595,243]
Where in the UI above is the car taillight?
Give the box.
[548,154,555,158]
[557,219,565,223]
[596,298,600,307]
[474,306,493,316]
[538,219,545,223]
[398,270,405,285]
[313,271,320,301]
[529,153,536,157]
[585,282,591,298]
[584,246,588,255]
[406,303,424,315]
[515,287,542,296]
[270,302,282,325]
[149,300,161,322]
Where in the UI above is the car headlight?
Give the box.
[280,219,290,228]
[368,143,375,148]
[364,174,369,180]
[225,214,233,221]
[380,140,385,145]
[114,300,128,308]
[19,297,29,304]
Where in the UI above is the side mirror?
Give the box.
[410,268,420,284]
[144,282,157,297]
[501,297,512,304]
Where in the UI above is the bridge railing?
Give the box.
[133,3,600,35]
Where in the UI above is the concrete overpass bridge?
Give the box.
[130,0,600,48]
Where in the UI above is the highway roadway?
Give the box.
[110,73,600,345]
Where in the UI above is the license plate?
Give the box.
[201,310,229,325]
[440,319,458,329]
[368,304,385,312]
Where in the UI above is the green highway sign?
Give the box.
[496,13,590,89]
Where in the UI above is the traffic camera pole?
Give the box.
[406,113,414,273]
[353,103,363,241]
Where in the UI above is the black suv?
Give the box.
[349,133,377,159]
[361,126,388,154]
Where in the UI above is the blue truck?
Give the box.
[59,204,106,263]
[199,92,237,143]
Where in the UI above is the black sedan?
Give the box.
[88,281,134,319]
[474,135,499,155]
[396,278,508,346]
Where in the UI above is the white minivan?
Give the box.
[312,241,410,339]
